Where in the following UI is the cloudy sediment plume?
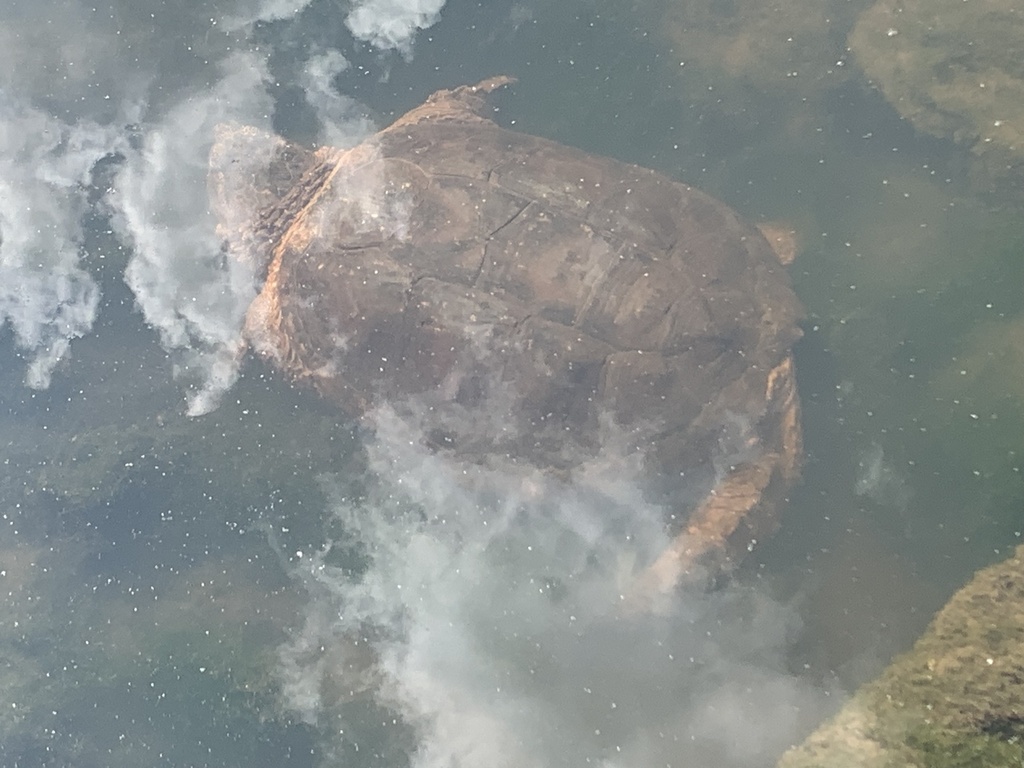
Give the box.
[300,49,376,146]
[0,98,126,388]
[277,404,831,768]
[222,0,316,29]
[111,53,278,415]
[346,0,448,55]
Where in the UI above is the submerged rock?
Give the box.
[778,544,1024,767]
[850,0,1024,187]
[659,0,859,90]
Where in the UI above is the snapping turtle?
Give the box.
[210,77,803,591]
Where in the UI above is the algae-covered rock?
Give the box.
[778,543,1024,767]
[658,0,865,90]
[645,0,870,174]
[0,523,313,765]
[850,0,1024,175]
[924,312,1024,479]
[928,313,1024,413]
[0,369,358,517]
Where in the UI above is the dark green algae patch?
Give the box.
[778,543,1024,767]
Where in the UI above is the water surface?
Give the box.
[0,1,1021,765]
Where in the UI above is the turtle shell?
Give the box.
[210,78,804,582]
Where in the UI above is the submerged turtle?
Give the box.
[209,77,803,592]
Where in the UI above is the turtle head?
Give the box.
[208,122,316,275]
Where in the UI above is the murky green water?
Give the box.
[1,0,1022,765]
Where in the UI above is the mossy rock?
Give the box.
[778,544,1024,767]
[850,0,1024,185]
[660,0,861,88]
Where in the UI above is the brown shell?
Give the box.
[210,78,804,586]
